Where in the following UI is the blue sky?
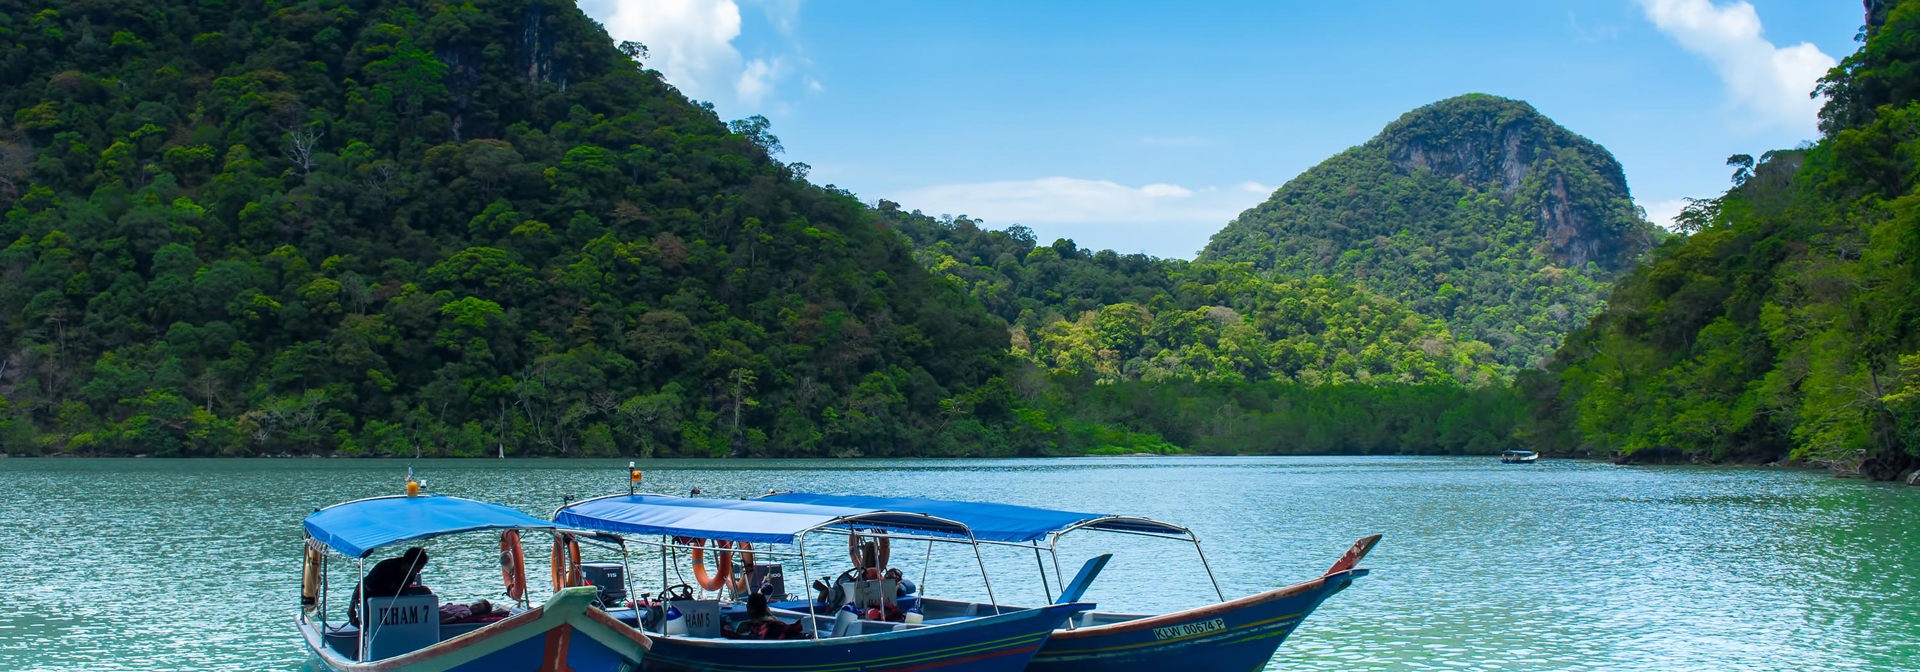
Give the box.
[576,0,1865,259]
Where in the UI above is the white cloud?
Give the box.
[737,58,786,105]
[895,177,1269,257]
[749,0,802,35]
[1640,198,1690,231]
[898,177,1263,226]
[1237,181,1273,194]
[805,78,825,94]
[1636,0,1836,135]
[601,0,745,102]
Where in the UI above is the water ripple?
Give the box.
[0,457,1916,670]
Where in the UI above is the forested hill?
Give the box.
[1525,0,1920,480]
[0,0,1034,457]
[886,203,1504,387]
[1201,95,1661,368]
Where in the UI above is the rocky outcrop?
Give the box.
[1374,94,1645,271]
[1199,93,1661,368]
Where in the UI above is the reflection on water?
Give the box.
[0,457,1916,671]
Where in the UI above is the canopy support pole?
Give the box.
[919,538,933,600]
[1031,544,1054,604]
[968,531,1000,615]
[1191,533,1225,602]
[356,557,366,662]
[798,530,815,639]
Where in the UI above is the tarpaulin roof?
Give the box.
[758,493,1192,543]
[551,494,976,545]
[304,495,552,558]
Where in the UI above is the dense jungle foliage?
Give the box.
[1525,1,1920,479]
[0,0,1547,459]
[0,0,1067,457]
[1201,94,1661,369]
[888,204,1505,387]
[888,204,1525,455]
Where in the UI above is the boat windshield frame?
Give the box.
[550,493,1009,626]
[754,493,1225,603]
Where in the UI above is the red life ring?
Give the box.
[551,533,583,591]
[500,530,528,601]
[689,539,734,592]
[727,542,756,594]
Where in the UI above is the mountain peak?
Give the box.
[1200,95,1659,367]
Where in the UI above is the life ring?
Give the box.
[727,542,756,594]
[848,531,890,569]
[500,530,528,601]
[551,533,583,591]
[300,540,322,608]
[689,539,733,592]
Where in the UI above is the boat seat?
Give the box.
[842,579,897,608]
[322,624,360,660]
[829,608,862,638]
[667,599,723,638]
[362,594,439,661]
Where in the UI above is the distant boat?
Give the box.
[1501,450,1540,464]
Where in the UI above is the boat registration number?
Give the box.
[1153,618,1226,640]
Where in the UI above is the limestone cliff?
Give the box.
[1201,94,1661,367]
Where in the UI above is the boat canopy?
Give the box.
[758,493,1192,543]
[552,494,977,545]
[304,495,553,558]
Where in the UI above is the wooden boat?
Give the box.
[298,493,650,671]
[1501,449,1540,464]
[758,493,1380,672]
[551,493,1096,672]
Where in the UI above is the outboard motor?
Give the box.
[580,562,627,606]
[733,562,786,600]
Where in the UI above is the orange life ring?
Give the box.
[690,538,733,592]
[301,540,322,607]
[727,542,756,594]
[848,532,890,569]
[551,533,583,591]
[500,530,528,601]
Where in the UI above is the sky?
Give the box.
[574,0,1866,259]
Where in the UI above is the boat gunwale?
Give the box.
[297,587,650,671]
[1040,568,1367,640]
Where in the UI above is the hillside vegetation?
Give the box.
[1525,1,1920,479]
[888,205,1526,455]
[889,204,1503,387]
[1202,95,1661,368]
[0,0,1053,457]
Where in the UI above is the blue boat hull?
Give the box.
[635,602,1090,672]
[1024,569,1367,672]
[300,587,650,672]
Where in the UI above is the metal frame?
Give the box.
[302,495,563,663]
[552,493,1007,637]
[747,494,1229,605]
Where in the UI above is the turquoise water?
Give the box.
[0,457,1916,671]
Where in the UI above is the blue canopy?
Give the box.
[305,495,553,558]
[552,494,976,545]
[757,493,1191,543]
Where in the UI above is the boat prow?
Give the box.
[300,586,649,671]
[1026,567,1369,672]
